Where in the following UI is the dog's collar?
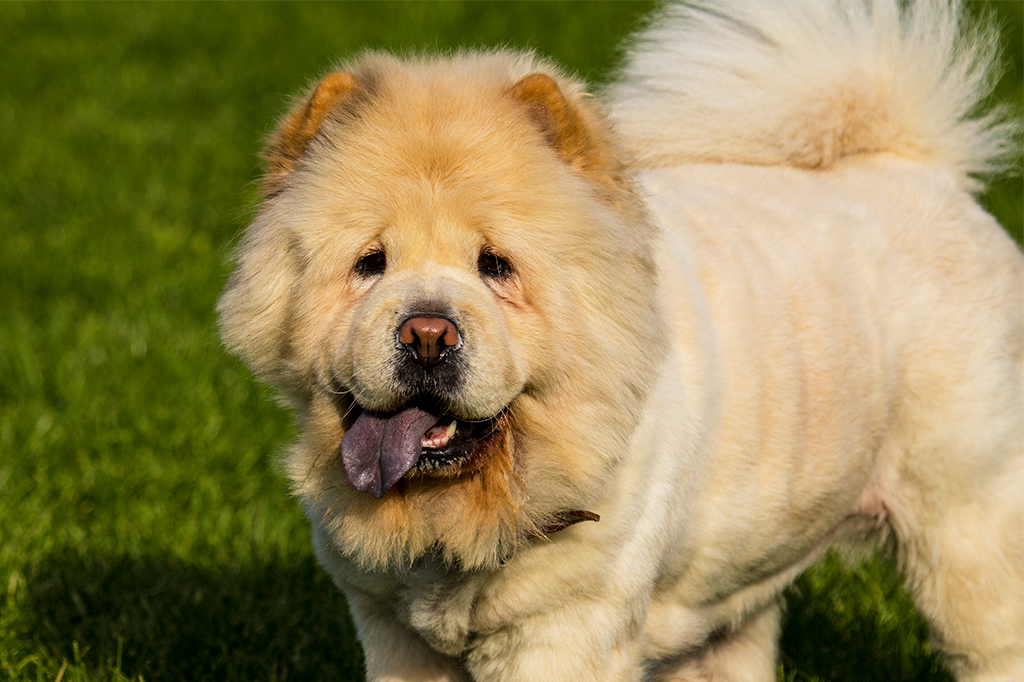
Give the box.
[527,509,600,539]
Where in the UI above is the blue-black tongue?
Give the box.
[340,406,440,499]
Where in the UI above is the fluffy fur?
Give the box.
[609,0,1019,186]
[218,1,1023,680]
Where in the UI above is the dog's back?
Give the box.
[609,2,1023,680]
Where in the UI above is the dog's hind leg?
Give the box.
[898,495,1023,681]
[898,490,1023,680]
[886,356,1024,681]
[652,601,781,682]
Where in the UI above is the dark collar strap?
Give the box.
[527,510,600,539]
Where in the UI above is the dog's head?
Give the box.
[218,52,666,569]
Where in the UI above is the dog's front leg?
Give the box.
[346,589,471,682]
[310,523,469,681]
[464,599,644,682]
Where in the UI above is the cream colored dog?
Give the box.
[218,1,1023,680]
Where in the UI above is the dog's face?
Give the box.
[278,115,553,498]
[219,53,666,569]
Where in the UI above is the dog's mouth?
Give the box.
[340,404,502,499]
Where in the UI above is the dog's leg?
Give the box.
[651,601,781,682]
[345,590,471,682]
[896,490,1024,681]
[309,523,469,682]
[463,600,647,682]
[888,360,1024,682]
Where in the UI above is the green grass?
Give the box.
[0,2,1019,681]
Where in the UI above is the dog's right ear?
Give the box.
[263,72,357,197]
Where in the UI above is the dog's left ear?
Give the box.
[509,73,628,200]
[263,71,357,197]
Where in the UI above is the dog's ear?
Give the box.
[509,73,628,200]
[263,71,357,197]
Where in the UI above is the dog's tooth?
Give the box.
[421,421,456,449]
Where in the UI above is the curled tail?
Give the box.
[608,0,1020,189]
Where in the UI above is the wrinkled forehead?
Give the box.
[312,71,558,197]
[287,79,576,245]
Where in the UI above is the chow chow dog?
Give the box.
[218,1,1023,679]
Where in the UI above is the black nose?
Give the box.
[398,315,461,368]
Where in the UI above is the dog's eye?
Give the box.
[478,249,513,281]
[354,249,386,278]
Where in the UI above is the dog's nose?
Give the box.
[398,315,461,368]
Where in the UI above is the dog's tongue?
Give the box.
[341,406,440,499]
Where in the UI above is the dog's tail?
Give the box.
[608,0,1019,190]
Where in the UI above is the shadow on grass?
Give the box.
[23,552,364,681]
[24,549,955,681]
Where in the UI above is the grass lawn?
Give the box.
[1,2,1020,681]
